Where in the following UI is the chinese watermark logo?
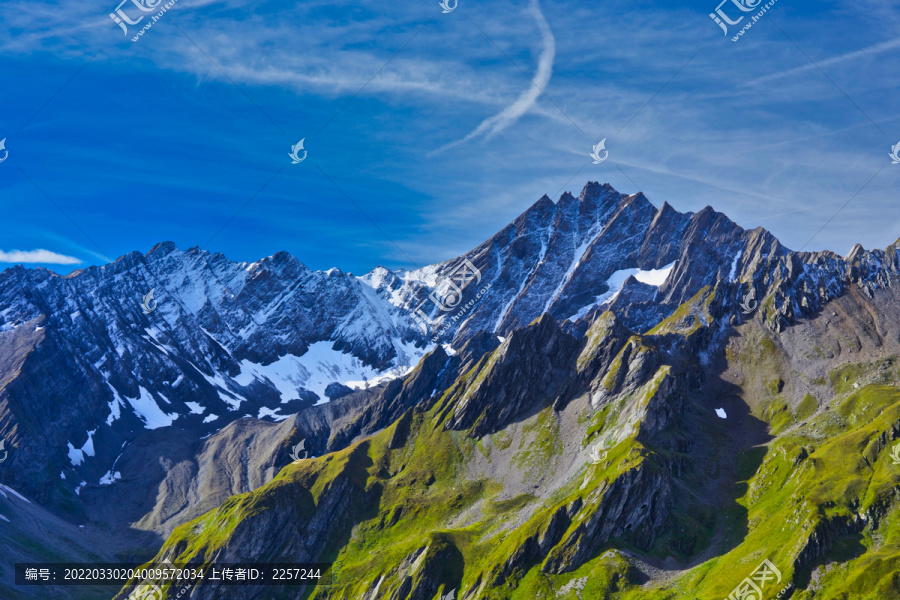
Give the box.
[710,0,779,42]
[290,439,308,462]
[890,441,900,465]
[141,289,157,314]
[890,142,900,165]
[740,287,757,315]
[728,559,781,600]
[423,259,481,312]
[125,560,192,600]
[412,258,490,340]
[289,139,307,164]
[127,583,163,600]
[109,0,180,42]
[0,139,8,164]
[110,0,162,35]
[709,0,761,34]
[590,139,608,164]
[439,0,458,13]
[589,442,607,465]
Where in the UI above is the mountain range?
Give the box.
[1,182,899,600]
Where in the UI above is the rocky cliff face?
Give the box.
[2,182,896,510]
[2,181,900,600]
[134,281,714,598]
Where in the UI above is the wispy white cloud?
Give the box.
[0,249,81,264]
[2,0,897,270]
[429,0,555,155]
[744,37,900,87]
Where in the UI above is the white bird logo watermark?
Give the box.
[740,287,757,315]
[890,142,900,165]
[590,139,608,164]
[289,139,307,164]
[439,0,457,13]
[0,138,8,164]
[141,289,157,314]
[290,439,309,462]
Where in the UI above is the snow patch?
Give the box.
[185,362,245,410]
[0,484,31,504]
[82,429,96,458]
[633,263,676,287]
[67,443,85,467]
[258,407,290,421]
[74,481,87,496]
[66,429,97,466]
[715,408,727,419]
[202,414,219,423]
[99,470,121,485]
[185,402,206,415]
[235,354,311,400]
[568,262,675,322]
[0,514,9,523]
[106,383,123,425]
[142,327,174,356]
[728,250,743,282]
[235,341,425,403]
[126,387,179,429]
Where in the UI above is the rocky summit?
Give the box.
[1,182,899,599]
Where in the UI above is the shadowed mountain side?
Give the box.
[80,341,494,540]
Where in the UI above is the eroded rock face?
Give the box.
[2,182,897,511]
[326,382,355,400]
[0,246,424,506]
[543,468,673,575]
[488,503,572,585]
[150,474,360,600]
[4,182,900,600]
[445,316,580,438]
[97,344,466,539]
[119,274,900,599]
[386,539,462,600]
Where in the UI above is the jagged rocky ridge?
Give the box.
[0,182,896,508]
[135,272,900,600]
[0,182,899,600]
[125,265,900,599]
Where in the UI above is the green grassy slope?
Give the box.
[132,291,900,600]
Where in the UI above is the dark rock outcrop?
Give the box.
[445,316,579,437]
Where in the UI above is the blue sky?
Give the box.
[1,0,898,274]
